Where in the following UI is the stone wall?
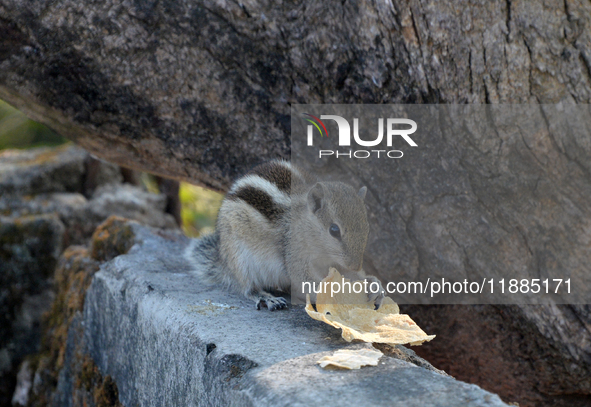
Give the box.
[18,217,510,407]
[0,145,177,406]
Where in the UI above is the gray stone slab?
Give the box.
[83,225,510,407]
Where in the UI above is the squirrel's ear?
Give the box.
[358,186,367,200]
[307,183,325,214]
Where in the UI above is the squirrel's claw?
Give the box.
[266,296,288,311]
[364,276,385,309]
[255,296,288,311]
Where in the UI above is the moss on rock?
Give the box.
[41,246,100,373]
[90,216,136,262]
[76,356,122,407]
[22,241,125,406]
[20,246,100,406]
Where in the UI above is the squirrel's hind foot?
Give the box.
[248,290,288,311]
[256,297,287,311]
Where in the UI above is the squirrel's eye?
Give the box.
[329,223,341,239]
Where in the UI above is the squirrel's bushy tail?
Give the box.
[184,233,225,285]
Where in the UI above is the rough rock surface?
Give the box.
[1,0,590,187]
[0,146,88,195]
[0,214,63,406]
[30,219,508,407]
[0,145,177,406]
[12,240,115,407]
[0,145,177,240]
[404,303,591,407]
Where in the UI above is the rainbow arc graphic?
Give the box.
[303,113,328,138]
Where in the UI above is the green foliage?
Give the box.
[140,173,222,236]
[0,100,66,149]
[180,183,223,237]
[140,172,161,195]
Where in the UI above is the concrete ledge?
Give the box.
[78,224,509,406]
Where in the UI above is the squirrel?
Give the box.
[184,159,384,310]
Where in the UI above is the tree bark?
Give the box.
[1,1,591,406]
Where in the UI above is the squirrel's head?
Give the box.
[305,181,369,272]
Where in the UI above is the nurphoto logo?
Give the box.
[304,113,418,159]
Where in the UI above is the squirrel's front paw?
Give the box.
[365,276,385,309]
[256,296,287,311]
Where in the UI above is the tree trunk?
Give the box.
[1,1,590,406]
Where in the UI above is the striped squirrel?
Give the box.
[184,160,384,310]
